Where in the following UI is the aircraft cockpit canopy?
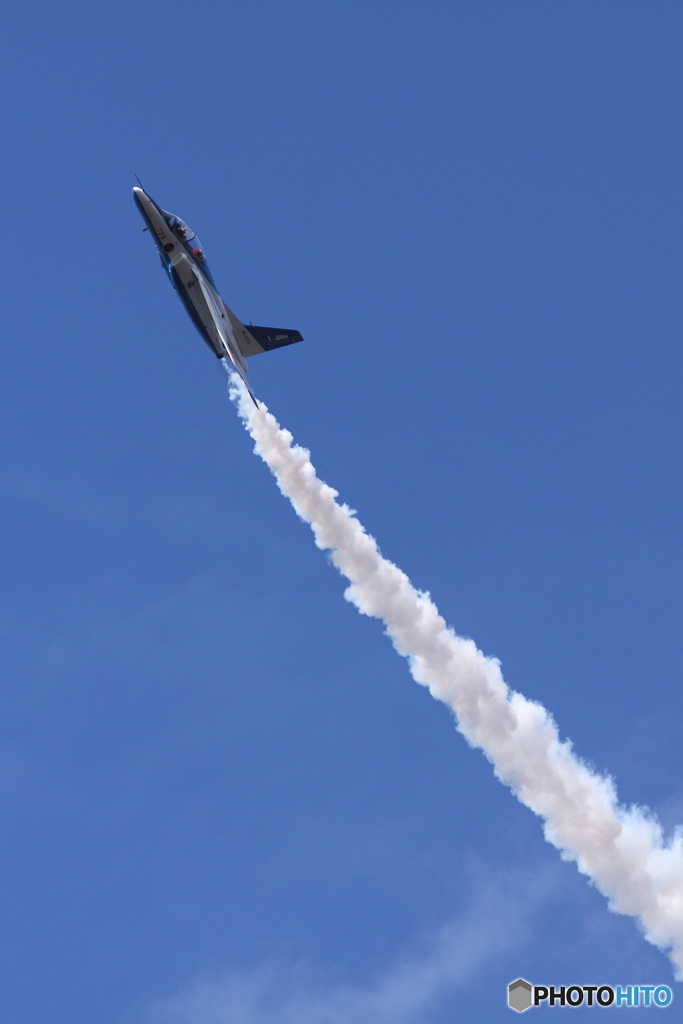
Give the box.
[165,213,206,261]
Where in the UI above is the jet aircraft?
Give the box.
[133,187,302,401]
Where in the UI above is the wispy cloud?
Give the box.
[140,867,553,1024]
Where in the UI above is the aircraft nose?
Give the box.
[132,186,153,215]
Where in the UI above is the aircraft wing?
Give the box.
[186,262,257,403]
[191,266,248,376]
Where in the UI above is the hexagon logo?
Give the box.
[508,978,533,1012]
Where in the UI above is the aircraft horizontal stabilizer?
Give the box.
[242,325,303,355]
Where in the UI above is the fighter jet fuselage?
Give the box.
[133,187,302,389]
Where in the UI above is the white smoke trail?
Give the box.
[227,369,683,975]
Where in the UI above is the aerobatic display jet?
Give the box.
[133,186,302,401]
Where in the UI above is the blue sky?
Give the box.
[1,1,682,1020]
